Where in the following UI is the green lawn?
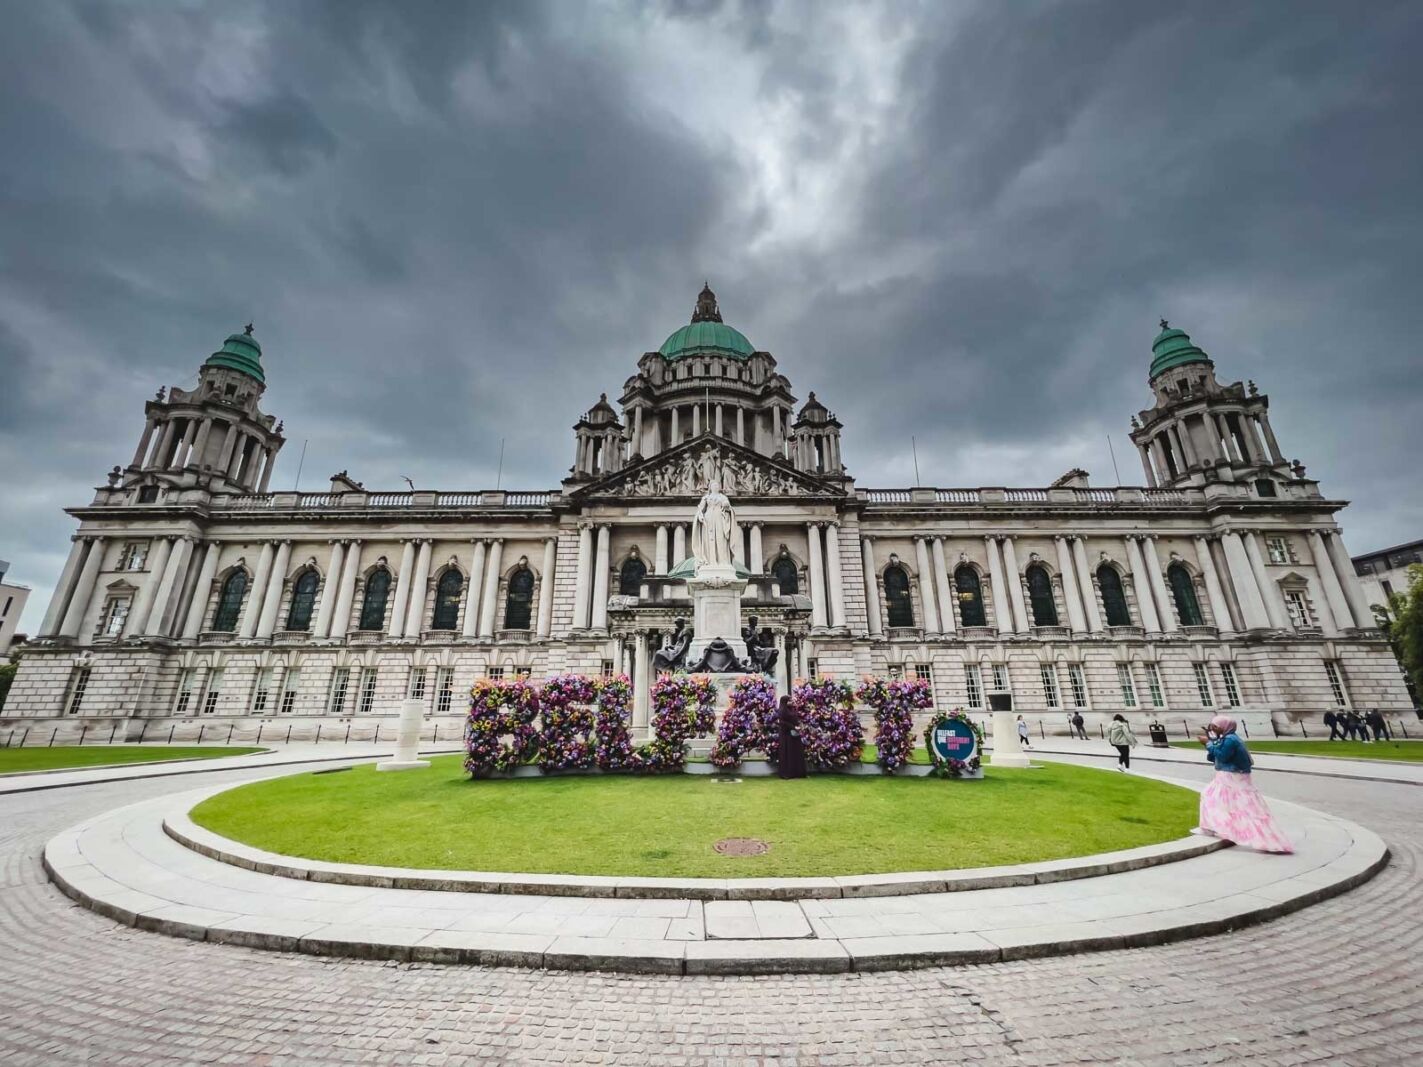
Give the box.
[191,756,1199,878]
[0,746,265,774]
[1171,739,1423,763]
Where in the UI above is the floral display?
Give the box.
[792,677,863,769]
[710,675,777,768]
[593,674,636,770]
[857,677,933,773]
[464,678,541,775]
[639,673,718,770]
[537,674,599,772]
[922,708,985,778]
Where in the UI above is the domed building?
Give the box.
[3,289,1411,738]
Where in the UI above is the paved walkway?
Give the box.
[4,757,1421,1062]
[44,767,1385,975]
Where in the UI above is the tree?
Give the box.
[0,661,16,713]
[1373,563,1423,710]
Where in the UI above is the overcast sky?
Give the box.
[2,0,1421,634]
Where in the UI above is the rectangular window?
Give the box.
[100,596,131,636]
[1039,665,1060,708]
[65,666,91,715]
[600,659,615,678]
[1323,661,1348,707]
[1220,663,1241,707]
[1284,590,1312,629]
[201,669,224,715]
[251,667,274,713]
[487,666,505,681]
[1067,664,1089,708]
[805,658,818,678]
[174,668,197,714]
[1266,537,1290,564]
[120,542,149,571]
[914,664,933,683]
[1192,663,1215,708]
[1116,664,1138,708]
[516,666,533,680]
[280,668,302,714]
[357,668,378,714]
[991,664,1010,693]
[435,667,455,715]
[327,668,351,715]
[1144,663,1166,708]
[407,667,428,700]
[963,665,983,709]
[1,595,10,617]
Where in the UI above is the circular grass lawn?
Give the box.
[192,757,1200,878]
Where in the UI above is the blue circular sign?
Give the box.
[929,718,978,764]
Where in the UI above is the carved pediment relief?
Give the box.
[577,439,842,499]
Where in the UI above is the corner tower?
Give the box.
[1128,321,1297,496]
[123,326,285,498]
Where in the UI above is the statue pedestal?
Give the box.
[686,564,749,665]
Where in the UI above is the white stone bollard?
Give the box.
[377,698,430,771]
[989,711,1032,768]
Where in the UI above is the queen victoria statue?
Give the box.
[690,454,737,573]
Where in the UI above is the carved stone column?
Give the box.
[931,537,955,634]
[913,537,941,633]
[862,536,882,637]
[806,522,827,628]
[537,538,557,638]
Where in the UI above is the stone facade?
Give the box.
[4,290,1413,741]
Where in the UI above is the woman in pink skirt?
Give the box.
[1194,715,1293,853]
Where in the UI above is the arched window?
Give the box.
[1026,565,1058,626]
[504,567,535,630]
[772,557,799,595]
[1168,563,1203,626]
[619,557,647,596]
[954,565,986,627]
[431,570,463,631]
[1097,565,1131,626]
[211,571,247,632]
[359,568,390,631]
[884,565,914,627]
[285,570,319,632]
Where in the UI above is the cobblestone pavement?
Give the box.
[2,762,1419,1065]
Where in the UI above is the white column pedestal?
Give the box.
[377,698,430,771]
[990,711,1032,767]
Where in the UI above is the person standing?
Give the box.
[776,695,807,780]
[1323,709,1342,741]
[1071,710,1087,740]
[1194,716,1292,853]
[1106,714,1137,771]
[1016,714,1032,749]
[1365,708,1388,742]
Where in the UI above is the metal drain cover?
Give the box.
[713,837,769,856]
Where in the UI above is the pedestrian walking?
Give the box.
[1071,710,1087,741]
[1365,709,1388,742]
[1016,714,1031,749]
[1106,714,1137,771]
[1194,715,1293,853]
[1324,709,1343,741]
[1348,711,1370,742]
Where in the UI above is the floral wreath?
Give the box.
[465,678,541,775]
[858,676,932,774]
[921,708,984,778]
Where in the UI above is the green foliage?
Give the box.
[192,757,1199,878]
[1378,564,1423,706]
[0,746,263,773]
[0,661,15,712]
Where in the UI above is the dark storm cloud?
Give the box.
[2,0,1421,632]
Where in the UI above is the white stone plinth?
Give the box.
[377,698,430,771]
[989,711,1032,768]
[685,565,749,664]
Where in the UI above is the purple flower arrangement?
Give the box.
[792,677,864,770]
[858,676,932,773]
[710,674,777,768]
[922,708,985,778]
[465,678,541,775]
[593,674,635,770]
[640,673,718,771]
[537,674,599,772]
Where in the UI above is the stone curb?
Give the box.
[162,784,1228,901]
[42,819,1391,976]
[0,748,274,780]
[1029,746,1423,787]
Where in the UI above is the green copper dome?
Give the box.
[1149,320,1210,379]
[668,556,752,580]
[205,326,265,384]
[658,283,755,360]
